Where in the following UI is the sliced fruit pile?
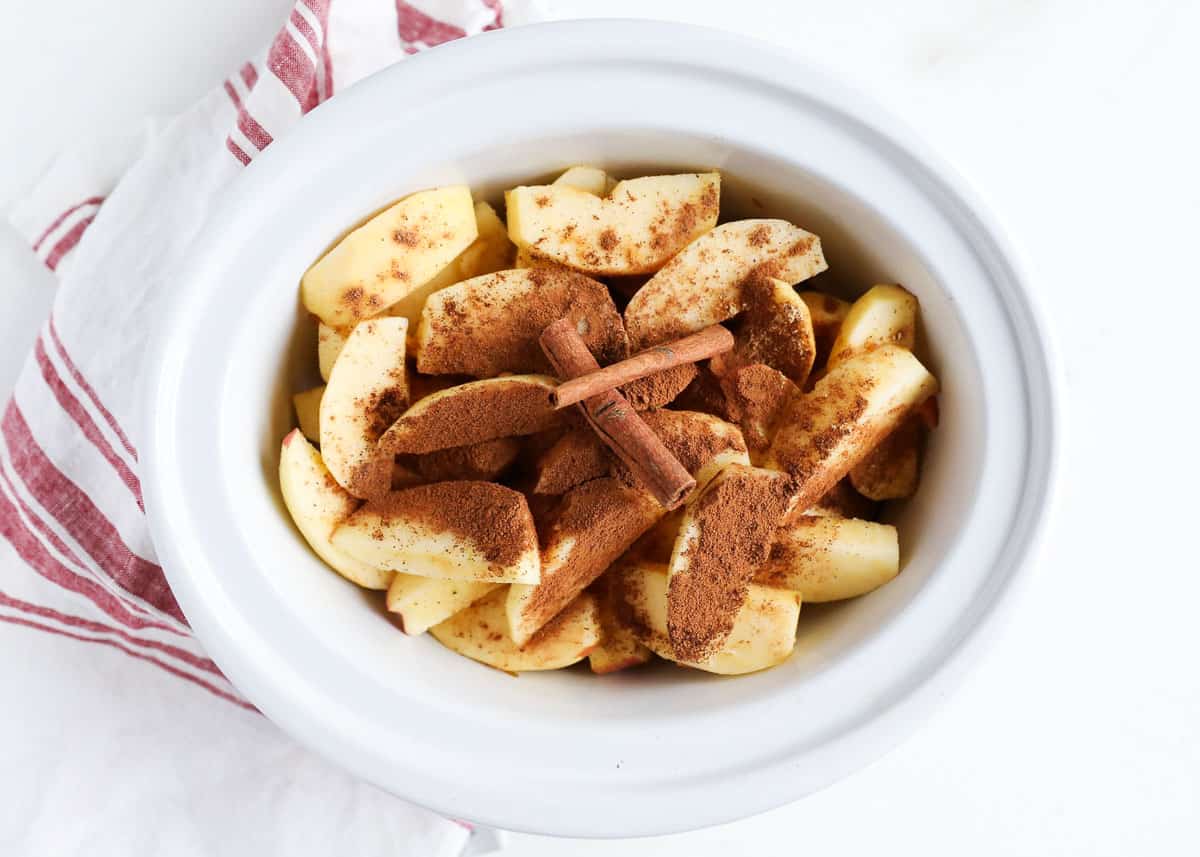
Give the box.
[281,168,939,676]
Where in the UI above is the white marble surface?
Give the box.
[1,1,1197,854]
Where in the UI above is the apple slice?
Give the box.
[673,365,730,417]
[623,219,827,347]
[849,412,924,500]
[319,317,409,499]
[412,436,521,482]
[553,165,612,196]
[619,364,698,410]
[416,268,628,377]
[278,430,393,590]
[828,284,919,368]
[765,345,938,510]
[799,291,850,367]
[531,428,612,495]
[629,507,687,565]
[331,481,540,583]
[301,186,477,327]
[589,574,654,675]
[712,277,816,386]
[715,363,799,457]
[614,561,800,675]
[379,375,566,455]
[506,478,664,646]
[665,463,797,662]
[755,516,899,602]
[431,588,601,673]
[386,574,500,636]
[317,323,348,382]
[627,412,755,563]
[385,201,515,339]
[797,479,879,520]
[635,410,749,492]
[292,385,324,443]
[505,172,720,276]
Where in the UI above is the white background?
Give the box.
[1,1,1198,855]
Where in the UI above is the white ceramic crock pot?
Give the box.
[142,19,1059,838]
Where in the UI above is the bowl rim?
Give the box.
[141,18,1061,837]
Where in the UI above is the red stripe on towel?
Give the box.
[31,197,104,253]
[47,316,139,462]
[1,401,185,625]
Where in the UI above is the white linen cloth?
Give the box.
[0,2,540,854]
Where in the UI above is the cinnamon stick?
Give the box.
[551,325,734,409]
[539,319,696,509]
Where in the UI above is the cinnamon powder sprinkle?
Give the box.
[413,437,521,482]
[717,363,798,451]
[532,429,612,494]
[667,467,796,662]
[629,410,746,482]
[382,378,566,454]
[521,478,661,633]
[365,481,536,569]
[619,363,697,410]
[418,268,628,377]
[717,275,816,385]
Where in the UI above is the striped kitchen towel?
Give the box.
[1,2,537,855]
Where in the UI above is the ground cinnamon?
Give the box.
[365,481,536,571]
[531,429,612,494]
[619,364,697,410]
[718,363,800,452]
[412,437,521,482]
[380,377,568,454]
[417,268,628,377]
[539,319,695,509]
[667,465,796,662]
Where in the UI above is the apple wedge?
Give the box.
[506,478,664,646]
[302,186,477,327]
[589,629,654,675]
[319,317,409,499]
[619,364,698,410]
[412,437,521,482]
[331,481,540,583]
[553,165,612,196]
[317,323,348,382]
[278,430,393,590]
[635,410,749,493]
[379,375,566,455]
[849,412,924,500]
[765,345,938,510]
[416,268,628,377]
[386,574,500,636]
[531,428,612,495]
[292,385,324,443]
[713,277,816,386]
[797,479,879,520]
[505,172,720,276]
[828,284,919,368]
[624,219,828,347]
[629,507,687,565]
[614,561,801,675]
[431,588,601,673]
[666,464,798,662]
[715,363,799,456]
[799,291,850,367]
[385,201,514,338]
[589,574,654,675]
[755,516,899,602]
